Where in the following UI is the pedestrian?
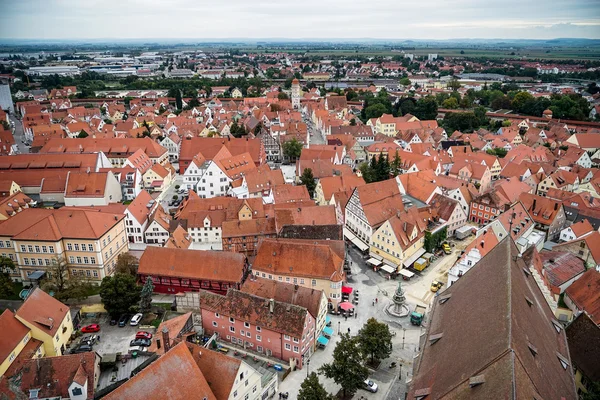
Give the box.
[345,315,348,322]
[372,299,375,306]
[355,312,357,319]
[347,327,351,334]
[97,336,100,342]
[376,297,378,304]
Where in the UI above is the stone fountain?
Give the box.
[385,281,410,318]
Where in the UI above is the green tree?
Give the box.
[100,273,141,317]
[41,256,92,302]
[139,277,154,314]
[486,148,508,158]
[298,372,334,400]
[390,151,402,176]
[77,130,89,138]
[582,381,600,400]
[277,92,289,100]
[300,168,316,198]
[447,78,461,91]
[511,91,535,113]
[357,318,393,364]
[365,103,388,120]
[115,252,139,276]
[175,90,183,110]
[349,118,357,126]
[399,77,411,86]
[282,138,303,162]
[0,257,16,299]
[442,97,459,109]
[359,162,375,184]
[1,120,11,131]
[414,96,438,120]
[319,333,368,399]
[375,153,390,181]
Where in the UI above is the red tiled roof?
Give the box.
[0,310,30,366]
[15,288,69,338]
[138,247,245,283]
[565,269,600,324]
[103,342,217,400]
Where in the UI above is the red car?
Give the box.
[136,331,153,340]
[81,324,100,333]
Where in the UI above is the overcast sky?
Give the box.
[1,0,599,40]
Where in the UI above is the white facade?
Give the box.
[144,220,169,245]
[448,247,482,286]
[160,136,180,162]
[125,209,150,244]
[64,173,123,207]
[187,217,223,250]
[195,161,231,199]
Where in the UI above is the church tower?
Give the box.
[291,78,300,110]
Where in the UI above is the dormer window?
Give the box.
[556,352,570,370]
[72,387,83,396]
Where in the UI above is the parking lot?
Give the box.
[74,314,156,356]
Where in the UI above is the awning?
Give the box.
[380,264,396,274]
[317,336,329,346]
[338,301,355,311]
[369,253,383,261]
[343,227,357,241]
[403,248,427,267]
[367,258,382,266]
[382,258,398,268]
[325,315,331,325]
[399,269,415,278]
[323,326,334,336]
[341,286,353,294]
[349,236,369,252]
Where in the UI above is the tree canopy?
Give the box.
[357,318,393,364]
[300,168,317,198]
[282,138,303,161]
[100,273,141,317]
[319,333,369,399]
[41,256,92,302]
[297,372,334,400]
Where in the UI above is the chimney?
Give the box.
[294,284,299,291]
[532,199,536,211]
[554,202,558,211]
[162,327,171,353]
[156,338,161,349]
[269,298,275,313]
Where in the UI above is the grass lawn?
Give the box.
[0,281,23,300]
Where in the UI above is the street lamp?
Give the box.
[338,321,341,335]
[306,359,310,377]
[402,328,406,350]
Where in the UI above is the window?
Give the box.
[90,257,96,264]
[5,241,10,248]
[293,346,299,353]
[256,335,261,341]
[74,244,80,251]
[45,259,50,266]
[69,256,75,263]
[285,343,291,350]
[300,279,305,284]
[256,326,261,332]
[42,246,47,253]
[83,257,89,264]
[284,334,290,341]
[27,245,33,252]
[229,317,235,323]
[86,270,91,277]
[67,243,73,251]
[213,321,218,327]
[241,329,245,336]
[76,257,82,264]
[246,331,251,338]
[93,271,98,277]
[20,245,26,252]
[88,244,94,251]
[229,326,235,333]
[49,246,54,253]
[34,246,40,253]
[312,279,317,286]
[293,337,299,343]
[37,258,42,265]
[30,258,36,266]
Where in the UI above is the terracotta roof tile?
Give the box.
[15,288,69,338]
[565,269,600,324]
[0,310,30,365]
[104,342,217,400]
[138,247,245,283]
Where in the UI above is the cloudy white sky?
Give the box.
[1,0,599,40]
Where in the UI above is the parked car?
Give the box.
[430,281,443,293]
[118,314,130,327]
[109,317,117,326]
[71,344,93,354]
[130,338,151,347]
[363,379,378,393]
[81,324,100,333]
[130,313,143,326]
[136,331,153,340]
[442,243,452,254]
[81,335,98,345]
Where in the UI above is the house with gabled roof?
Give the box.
[409,238,577,400]
[518,192,567,241]
[124,189,155,244]
[559,219,595,242]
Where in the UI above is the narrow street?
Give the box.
[9,114,29,154]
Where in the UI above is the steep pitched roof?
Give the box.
[241,276,324,321]
[409,238,577,400]
[0,310,30,366]
[126,190,154,224]
[200,289,308,338]
[103,342,217,400]
[185,343,242,400]
[138,247,245,283]
[565,269,600,324]
[15,288,70,337]
[64,171,109,198]
[566,312,600,382]
[253,238,345,281]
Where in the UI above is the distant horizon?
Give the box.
[1,0,599,41]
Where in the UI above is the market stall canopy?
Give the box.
[317,336,329,346]
[367,257,382,266]
[341,286,353,294]
[380,264,396,274]
[403,248,427,267]
[323,326,334,336]
[399,269,415,278]
[338,301,355,311]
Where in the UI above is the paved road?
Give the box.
[9,114,29,154]
[303,115,326,146]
